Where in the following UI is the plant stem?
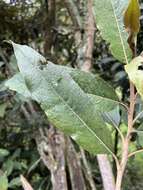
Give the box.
[128,148,143,158]
[115,82,136,190]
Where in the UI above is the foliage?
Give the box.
[124,0,140,34]
[1,0,143,190]
[125,56,143,99]
[6,42,119,155]
[93,0,131,63]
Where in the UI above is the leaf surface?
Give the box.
[125,56,143,99]
[135,121,143,147]
[0,103,7,118]
[93,0,131,63]
[9,177,21,188]
[6,42,119,155]
[124,0,140,34]
[0,175,8,190]
[0,149,9,158]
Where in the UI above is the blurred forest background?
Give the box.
[1,0,143,189]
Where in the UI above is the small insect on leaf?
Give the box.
[124,0,140,34]
[125,55,143,99]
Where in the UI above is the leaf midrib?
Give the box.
[110,0,129,64]
[38,71,113,154]
[16,48,114,154]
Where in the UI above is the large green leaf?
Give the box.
[6,42,119,155]
[135,123,143,147]
[93,0,131,63]
[70,69,118,101]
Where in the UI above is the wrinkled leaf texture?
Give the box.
[6,42,119,155]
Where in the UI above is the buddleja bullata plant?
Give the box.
[5,0,143,189]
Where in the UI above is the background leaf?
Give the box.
[0,174,8,190]
[124,0,140,34]
[9,177,21,188]
[0,149,9,158]
[125,55,143,99]
[136,131,143,147]
[0,103,8,118]
[93,0,131,63]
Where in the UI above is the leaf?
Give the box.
[9,177,21,188]
[93,0,131,63]
[0,61,4,68]
[7,70,117,105]
[0,103,7,118]
[136,131,143,147]
[2,159,14,176]
[14,161,28,170]
[103,106,121,127]
[0,174,8,190]
[6,73,31,98]
[9,55,19,74]
[123,0,140,53]
[70,69,118,101]
[20,175,33,190]
[125,55,143,99]
[0,149,9,157]
[135,123,143,147]
[124,0,140,34]
[6,42,120,155]
[6,73,114,155]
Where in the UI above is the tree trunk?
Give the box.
[44,0,56,55]
[36,127,68,190]
[97,155,115,190]
[66,138,86,190]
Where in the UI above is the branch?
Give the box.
[66,138,86,190]
[20,175,34,190]
[64,0,82,29]
[81,0,95,72]
[36,127,68,190]
[119,102,129,112]
[27,158,41,175]
[80,148,97,190]
[21,103,68,190]
[44,0,56,55]
[128,149,143,158]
